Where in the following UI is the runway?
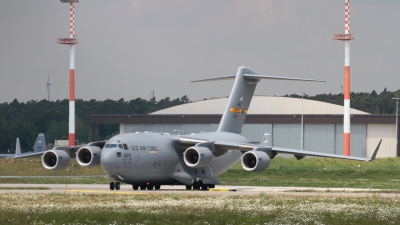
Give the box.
[0,184,398,198]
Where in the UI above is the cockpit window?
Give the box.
[109,144,117,148]
[118,144,123,149]
[105,144,110,148]
[123,144,129,150]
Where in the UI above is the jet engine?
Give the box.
[42,150,71,170]
[76,146,101,167]
[183,146,214,168]
[241,151,271,172]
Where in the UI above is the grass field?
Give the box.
[0,193,399,225]
[217,157,400,189]
[1,157,400,224]
[1,157,400,189]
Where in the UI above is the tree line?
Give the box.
[0,95,190,154]
[1,88,399,154]
[285,88,400,114]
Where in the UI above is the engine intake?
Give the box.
[76,146,102,167]
[241,151,271,172]
[42,150,71,170]
[183,146,214,168]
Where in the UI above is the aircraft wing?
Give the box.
[177,137,382,162]
[14,151,45,159]
[216,139,382,162]
[14,141,107,159]
[268,145,380,162]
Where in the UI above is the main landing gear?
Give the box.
[132,183,161,191]
[186,180,215,191]
[109,181,121,190]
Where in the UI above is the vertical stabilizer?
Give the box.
[217,67,260,133]
[15,138,21,156]
[33,133,46,152]
[191,67,324,134]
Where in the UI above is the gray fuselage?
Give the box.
[100,132,248,185]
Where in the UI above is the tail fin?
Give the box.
[192,67,324,134]
[15,137,21,156]
[32,133,46,152]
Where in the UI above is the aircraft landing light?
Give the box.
[63,189,153,195]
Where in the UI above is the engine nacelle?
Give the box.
[76,146,102,167]
[241,151,271,172]
[183,146,214,168]
[42,150,71,170]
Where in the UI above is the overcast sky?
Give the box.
[1,0,399,103]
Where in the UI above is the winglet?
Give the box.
[368,139,382,162]
[15,137,21,156]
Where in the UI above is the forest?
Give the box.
[0,88,399,154]
[285,88,400,115]
[0,95,190,153]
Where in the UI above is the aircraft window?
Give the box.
[118,144,123,149]
[105,144,110,148]
[116,152,121,157]
[109,144,117,148]
[123,144,129,150]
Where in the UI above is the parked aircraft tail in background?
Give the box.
[13,133,47,159]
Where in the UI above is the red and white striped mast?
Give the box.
[333,0,353,156]
[57,0,79,146]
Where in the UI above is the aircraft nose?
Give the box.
[100,149,117,174]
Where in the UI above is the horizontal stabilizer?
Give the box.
[191,74,324,83]
[191,75,236,83]
[243,74,325,82]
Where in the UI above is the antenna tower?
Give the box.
[46,75,51,101]
[57,0,79,146]
[333,0,354,156]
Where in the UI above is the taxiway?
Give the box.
[0,184,397,198]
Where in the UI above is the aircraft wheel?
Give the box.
[193,180,203,190]
[116,182,121,190]
[201,184,209,191]
[139,184,146,190]
[185,185,192,190]
[209,184,215,189]
[147,184,154,190]
[132,184,139,190]
[109,182,115,190]
[155,184,161,190]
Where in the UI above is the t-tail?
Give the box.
[191,67,324,134]
[32,133,46,152]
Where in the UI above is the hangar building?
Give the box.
[90,96,399,158]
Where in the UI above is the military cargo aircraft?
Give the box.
[15,67,381,191]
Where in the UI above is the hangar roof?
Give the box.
[151,96,369,115]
